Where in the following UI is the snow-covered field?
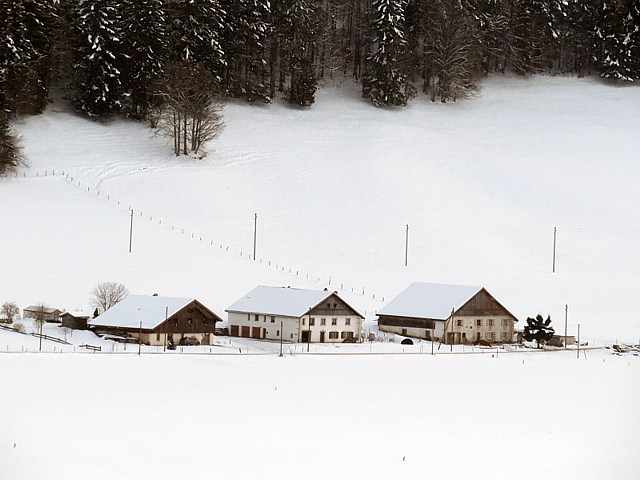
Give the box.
[1,75,639,478]
[1,348,639,480]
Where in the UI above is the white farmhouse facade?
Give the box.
[226,286,364,343]
[377,282,517,345]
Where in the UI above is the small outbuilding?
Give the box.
[548,335,576,347]
[89,294,222,346]
[226,286,364,343]
[23,306,62,323]
[60,311,90,330]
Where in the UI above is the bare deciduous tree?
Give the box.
[155,60,224,157]
[90,281,129,313]
[1,301,19,323]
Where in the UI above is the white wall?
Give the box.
[444,315,515,344]
[228,312,362,343]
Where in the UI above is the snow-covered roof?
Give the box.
[226,286,350,318]
[60,311,89,319]
[89,294,195,330]
[378,282,482,320]
[24,306,61,314]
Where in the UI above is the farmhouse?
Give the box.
[377,282,517,344]
[226,286,364,343]
[23,306,62,323]
[60,311,90,330]
[89,294,222,346]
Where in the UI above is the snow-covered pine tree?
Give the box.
[596,0,640,81]
[221,0,272,102]
[119,0,167,119]
[279,0,322,106]
[2,0,57,115]
[547,0,597,76]
[166,0,226,83]
[423,0,481,102]
[363,0,412,106]
[71,0,123,117]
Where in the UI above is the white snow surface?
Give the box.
[377,281,482,319]
[1,76,639,479]
[226,285,360,317]
[88,294,197,330]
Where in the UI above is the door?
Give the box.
[320,331,325,343]
[241,326,250,338]
[230,325,239,337]
[301,330,310,343]
[251,327,261,339]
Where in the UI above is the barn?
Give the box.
[89,294,222,346]
[377,282,518,345]
[226,286,364,343]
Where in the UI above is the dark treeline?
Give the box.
[1,0,639,168]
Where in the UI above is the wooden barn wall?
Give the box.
[310,294,360,317]
[378,315,437,330]
[152,301,219,335]
[457,290,513,317]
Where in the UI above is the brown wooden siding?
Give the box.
[456,289,516,318]
[310,293,360,317]
[378,315,437,330]
[151,300,219,335]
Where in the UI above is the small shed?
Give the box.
[23,306,62,323]
[60,311,90,330]
[548,335,576,347]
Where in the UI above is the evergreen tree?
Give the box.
[2,0,57,115]
[0,111,25,175]
[547,0,597,75]
[71,0,123,117]
[424,0,481,102]
[523,314,555,348]
[166,0,226,82]
[119,0,167,119]
[363,0,412,106]
[596,0,640,81]
[221,0,272,102]
[279,0,322,106]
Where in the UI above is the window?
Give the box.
[247,314,251,321]
[341,331,354,339]
[501,318,510,327]
[188,319,193,325]
[327,303,331,308]
[302,318,306,325]
[271,316,275,323]
[329,332,339,339]
[456,319,463,327]
[290,333,294,339]
[254,314,259,322]
[500,332,508,340]
[345,318,351,326]
[320,318,326,326]
[332,318,337,325]
[476,319,482,327]
[485,332,495,340]
[156,333,161,341]
[276,330,280,336]
[487,319,495,327]
[333,303,337,309]
[310,318,315,326]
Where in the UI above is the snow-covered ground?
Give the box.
[1,76,639,479]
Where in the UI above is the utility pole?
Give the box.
[307,310,311,353]
[450,308,454,352]
[564,304,568,350]
[279,321,283,357]
[405,224,409,267]
[129,209,134,253]
[138,320,142,356]
[164,306,168,353]
[577,323,580,359]
[552,227,557,273]
[253,213,257,261]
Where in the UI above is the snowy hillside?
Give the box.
[3,76,640,342]
[2,76,640,480]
